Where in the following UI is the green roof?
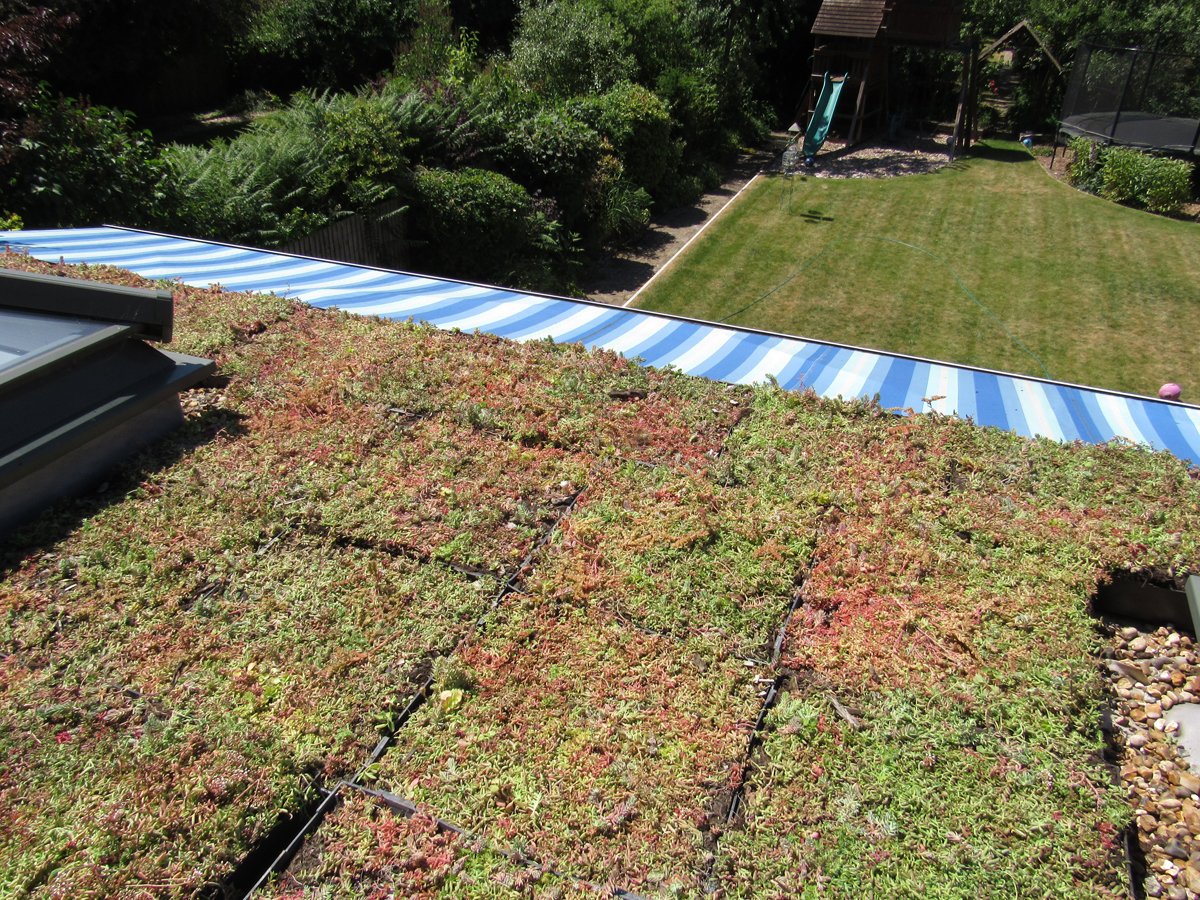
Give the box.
[1,250,1197,899]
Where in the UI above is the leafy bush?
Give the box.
[594,0,693,84]
[492,105,605,225]
[379,79,485,163]
[1142,155,1194,213]
[3,89,162,228]
[599,176,651,244]
[1101,146,1147,204]
[159,106,334,246]
[0,4,76,121]
[296,92,413,208]
[577,82,675,195]
[509,0,636,98]
[1068,137,1194,215]
[655,64,738,161]
[158,91,419,247]
[407,166,578,290]
[1065,137,1104,193]
[242,0,411,88]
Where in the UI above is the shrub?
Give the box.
[379,80,483,164]
[1068,138,1194,215]
[158,91,422,247]
[509,0,636,98]
[3,89,162,228]
[242,0,410,88]
[492,105,605,225]
[1142,155,1193,214]
[596,0,692,84]
[159,107,334,246]
[299,92,414,208]
[1065,136,1104,193]
[600,177,651,243]
[576,82,675,195]
[407,166,578,290]
[1100,146,1147,204]
[655,65,737,161]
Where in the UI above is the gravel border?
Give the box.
[1107,624,1200,899]
[779,133,953,179]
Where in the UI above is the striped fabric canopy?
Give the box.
[5,226,1200,464]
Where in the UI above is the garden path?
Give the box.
[582,140,784,306]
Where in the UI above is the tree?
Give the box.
[510,1,637,98]
[0,2,75,131]
[243,0,412,90]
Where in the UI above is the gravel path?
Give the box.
[581,143,780,306]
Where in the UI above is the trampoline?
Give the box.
[1060,111,1200,154]
[1059,39,1200,157]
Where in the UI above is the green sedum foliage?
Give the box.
[3,252,1200,897]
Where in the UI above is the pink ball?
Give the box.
[1159,383,1182,401]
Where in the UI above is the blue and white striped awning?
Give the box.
[5,226,1200,464]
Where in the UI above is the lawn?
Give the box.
[2,250,1200,899]
[635,141,1200,400]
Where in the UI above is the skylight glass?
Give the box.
[0,308,111,376]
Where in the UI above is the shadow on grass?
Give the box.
[963,143,1034,164]
[0,405,249,572]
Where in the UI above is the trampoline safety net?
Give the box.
[1060,39,1200,156]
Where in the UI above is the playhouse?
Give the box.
[804,0,968,147]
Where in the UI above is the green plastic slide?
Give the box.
[802,73,847,158]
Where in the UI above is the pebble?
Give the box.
[180,386,228,418]
[801,135,951,180]
[1167,838,1191,860]
[1106,624,1200,898]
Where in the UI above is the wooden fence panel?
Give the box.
[279,201,406,270]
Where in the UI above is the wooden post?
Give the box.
[950,49,970,161]
[847,58,870,146]
[967,41,981,146]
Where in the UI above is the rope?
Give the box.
[719,235,1050,378]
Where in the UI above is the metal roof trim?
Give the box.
[97,225,1200,416]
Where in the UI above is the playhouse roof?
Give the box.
[811,0,963,47]
[811,0,888,39]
